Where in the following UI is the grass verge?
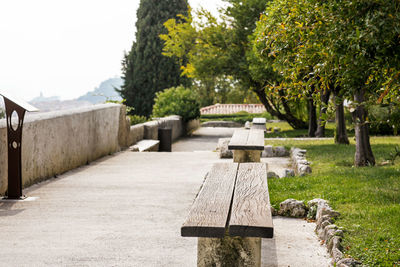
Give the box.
[200,112,274,125]
[266,137,400,266]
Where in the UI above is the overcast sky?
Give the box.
[0,0,226,101]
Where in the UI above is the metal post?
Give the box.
[4,99,26,199]
[0,92,38,199]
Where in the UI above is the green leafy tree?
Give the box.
[120,0,190,117]
[161,1,308,129]
[152,86,200,122]
[312,0,400,166]
[255,0,400,166]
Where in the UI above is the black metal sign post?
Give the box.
[0,92,38,199]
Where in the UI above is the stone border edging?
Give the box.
[262,145,289,157]
[290,147,312,176]
[271,198,361,267]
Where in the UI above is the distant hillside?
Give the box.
[24,77,123,114]
[77,77,123,104]
[30,92,60,103]
[29,100,92,113]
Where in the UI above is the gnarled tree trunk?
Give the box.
[315,90,331,137]
[352,88,375,166]
[253,87,307,129]
[333,91,349,144]
[308,97,317,137]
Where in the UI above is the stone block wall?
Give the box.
[0,104,121,194]
[0,104,197,195]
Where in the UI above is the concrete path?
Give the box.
[0,127,331,266]
[173,127,237,151]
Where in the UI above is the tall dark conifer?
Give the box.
[120,0,189,117]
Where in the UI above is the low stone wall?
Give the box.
[0,104,121,194]
[126,115,187,147]
[129,124,145,146]
[0,104,197,195]
[157,115,183,141]
[186,119,200,135]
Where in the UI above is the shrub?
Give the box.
[368,104,400,135]
[129,115,148,125]
[152,86,200,122]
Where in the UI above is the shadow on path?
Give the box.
[173,127,238,151]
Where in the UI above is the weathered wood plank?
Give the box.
[228,129,249,150]
[246,130,265,149]
[181,163,239,238]
[132,139,160,152]
[229,163,273,238]
[228,129,264,150]
[252,117,266,124]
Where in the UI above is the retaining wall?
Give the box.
[0,104,197,195]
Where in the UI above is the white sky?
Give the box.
[0,0,225,101]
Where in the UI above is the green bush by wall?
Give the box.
[152,86,200,122]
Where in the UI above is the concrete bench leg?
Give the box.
[198,235,261,267]
[233,150,261,163]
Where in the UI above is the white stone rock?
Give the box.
[262,145,274,157]
[316,201,340,222]
[283,169,295,177]
[279,199,307,217]
[267,171,279,178]
[270,205,278,216]
[307,198,327,209]
[273,146,289,157]
[273,127,281,133]
[216,138,233,158]
[336,258,362,267]
[297,159,310,165]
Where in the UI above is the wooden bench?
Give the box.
[130,139,160,152]
[182,162,273,267]
[228,129,265,163]
[251,117,267,132]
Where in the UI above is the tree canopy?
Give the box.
[120,0,190,117]
[161,0,400,166]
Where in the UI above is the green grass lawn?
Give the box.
[266,137,400,266]
[265,121,345,138]
[200,112,274,125]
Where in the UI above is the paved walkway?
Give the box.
[173,127,236,151]
[0,127,330,266]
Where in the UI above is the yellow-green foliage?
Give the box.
[152,86,200,122]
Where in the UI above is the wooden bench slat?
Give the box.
[228,129,264,150]
[228,129,249,150]
[229,163,273,238]
[246,129,265,149]
[252,117,266,124]
[181,163,239,238]
[132,139,160,152]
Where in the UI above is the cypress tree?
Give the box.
[120,0,190,117]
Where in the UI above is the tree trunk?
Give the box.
[254,88,307,130]
[315,90,331,137]
[307,95,317,137]
[333,93,350,144]
[352,88,375,166]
